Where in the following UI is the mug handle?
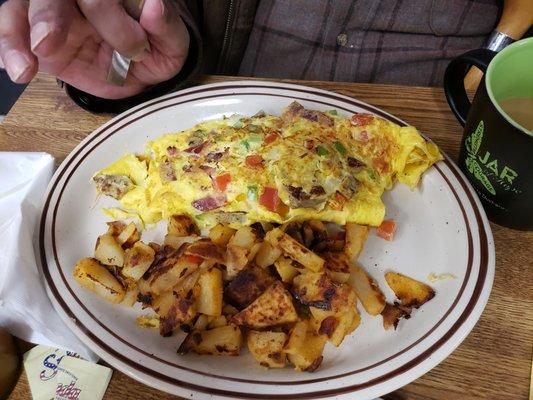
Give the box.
[443,49,497,126]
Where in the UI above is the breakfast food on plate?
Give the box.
[74,102,441,372]
[93,101,441,228]
[74,215,435,372]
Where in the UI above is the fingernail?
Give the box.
[31,22,53,51]
[5,51,31,81]
[132,42,151,62]
[159,0,166,16]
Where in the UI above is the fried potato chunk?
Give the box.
[94,234,125,267]
[247,331,287,368]
[310,304,360,347]
[122,241,156,282]
[224,266,276,310]
[344,223,368,264]
[348,264,386,315]
[229,226,257,249]
[195,268,223,316]
[266,228,324,272]
[286,322,327,372]
[168,215,200,236]
[292,272,359,346]
[322,251,350,283]
[73,258,125,303]
[178,325,242,356]
[255,240,283,268]
[153,290,197,336]
[230,281,298,328]
[283,320,308,355]
[116,222,140,248]
[385,272,435,308]
[148,250,199,295]
[274,256,300,283]
[209,223,236,246]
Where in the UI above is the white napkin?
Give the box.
[0,152,96,361]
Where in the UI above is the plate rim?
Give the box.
[38,80,495,399]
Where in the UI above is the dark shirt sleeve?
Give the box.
[64,7,202,114]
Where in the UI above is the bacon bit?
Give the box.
[212,173,232,192]
[184,140,209,154]
[167,146,178,156]
[304,139,315,150]
[191,194,226,212]
[347,157,364,168]
[264,133,280,144]
[205,151,224,163]
[159,161,176,181]
[350,113,374,127]
[373,157,390,173]
[186,254,203,264]
[310,185,326,195]
[282,102,334,126]
[245,155,264,169]
[282,101,305,122]
[377,219,396,241]
[301,110,334,127]
[199,165,216,176]
[259,187,280,212]
[357,130,370,142]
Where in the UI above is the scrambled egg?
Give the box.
[94,102,442,228]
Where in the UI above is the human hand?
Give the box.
[0,0,190,99]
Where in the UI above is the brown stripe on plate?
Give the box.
[39,84,490,398]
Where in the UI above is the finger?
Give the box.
[77,0,149,61]
[139,0,189,59]
[0,0,38,83]
[28,0,72,57]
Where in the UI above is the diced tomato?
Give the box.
[259,186,280,212]
[350,114,374,127]
[212,172,231,192]
[377,219,396,241]
[264,133,279,144]
[186,254,203,264]
[245,154,264,169]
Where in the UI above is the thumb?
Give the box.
[139,0,190,60]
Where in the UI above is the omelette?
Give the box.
[93,102,442,228]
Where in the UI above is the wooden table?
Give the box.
[2,74,532,400]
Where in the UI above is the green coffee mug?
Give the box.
[444,38,533,230]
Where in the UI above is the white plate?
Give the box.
[39,81,495,400]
